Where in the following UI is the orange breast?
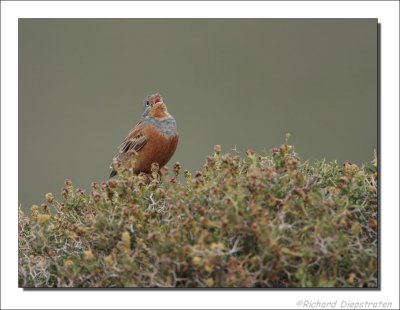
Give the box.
[134,126,179,174]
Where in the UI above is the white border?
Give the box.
[1,1,399,309]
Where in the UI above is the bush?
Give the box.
[18,143,378,287]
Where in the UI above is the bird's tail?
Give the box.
[109,169,117,178]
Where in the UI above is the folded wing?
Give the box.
[109,122,148,177]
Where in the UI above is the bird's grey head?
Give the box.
[141,92,165,119]
[141,95,151,118]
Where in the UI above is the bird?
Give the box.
[109,93,179,178]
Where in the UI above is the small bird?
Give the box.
[109,93,179,178]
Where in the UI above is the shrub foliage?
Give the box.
[19,143,378,287]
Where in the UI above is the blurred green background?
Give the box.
[19,19,377,211]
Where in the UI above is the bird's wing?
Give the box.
[110,122,148,175]
[117,122,148,155]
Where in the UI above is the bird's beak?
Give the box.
[154,94,163,105]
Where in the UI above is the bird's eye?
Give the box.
[146,100,149,106]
